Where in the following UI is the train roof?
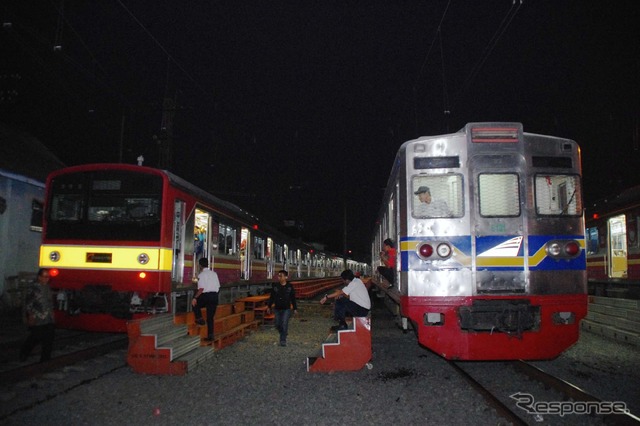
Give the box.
[46,163,347,256]
[586,185,640,220]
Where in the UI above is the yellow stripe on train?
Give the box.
[39,245,173,271]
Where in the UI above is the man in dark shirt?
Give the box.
[267,270,297,346]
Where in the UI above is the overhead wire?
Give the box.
[451,0,523,110]
[412,0,451,134]
[438,29,450,131]
[413,0,451,89]
[115,0,210,96]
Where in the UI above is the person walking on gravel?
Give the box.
[267,270,297,346]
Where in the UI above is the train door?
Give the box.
[240,227,251,279]
[194,208,210,263]
[470,158,527,294]
[608,214,627,278]
[172,200,185,284]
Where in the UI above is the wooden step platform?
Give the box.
[126,301,266,375]
[307,316,372,372]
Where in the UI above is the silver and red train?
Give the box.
[39,163,366,332]
[372,123,587,360]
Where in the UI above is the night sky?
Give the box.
[1,1,638,258]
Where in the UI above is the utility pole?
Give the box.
[343,197,348,269]
[158,57,175,170]
[118,110,126,163]
[158,95,175,169]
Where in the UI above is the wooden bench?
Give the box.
[206,320,261,349]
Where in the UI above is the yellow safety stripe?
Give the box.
[39,244,173,271]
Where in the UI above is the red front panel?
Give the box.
[50,269,171,295]
[402,294,588,361]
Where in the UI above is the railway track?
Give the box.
[451,360,640,425]
[0,336,127,385]
[0,334,128,421]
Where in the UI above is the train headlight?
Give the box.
[552,311,575,325]
[137,253,150,265]
[436,243,452,259]
[49,251,61,262]
[417,243,434,259]
[546,242,562,256]
[546,240,581,258]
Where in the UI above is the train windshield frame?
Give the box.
[46,170,163,241]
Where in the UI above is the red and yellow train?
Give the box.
[39,164,365,332]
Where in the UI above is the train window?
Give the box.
[586,227,599,254]
[275,244,284,263]
[253,236,265,259]
[534,175,581,216]
[478,173,520,217]
[629,216,639,249]
[411,175,463,218]
[87,197,160,223]
[218,223,237,255]
[50,194,84,222]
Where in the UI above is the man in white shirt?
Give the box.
[192,257,221,342]
[321,270,371,331]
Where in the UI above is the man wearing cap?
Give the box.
[413,186,452,217]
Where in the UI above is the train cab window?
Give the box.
[411,175,463,218]
[478,173,520,217]
[50,194,84,222]
[47,171,163,240]
[218,223,237,255]
[534,175,582,216]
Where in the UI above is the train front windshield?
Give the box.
[46,170,163,241]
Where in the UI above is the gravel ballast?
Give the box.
[2,296,638,425]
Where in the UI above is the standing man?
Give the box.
[321,269,371,331]
[377,238,396,287]
[20,268,55,362]
[267,270,297,347]
[192,257,220,342]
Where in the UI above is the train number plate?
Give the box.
[86,252,113,263]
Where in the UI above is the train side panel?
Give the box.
[39,164,366,332]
